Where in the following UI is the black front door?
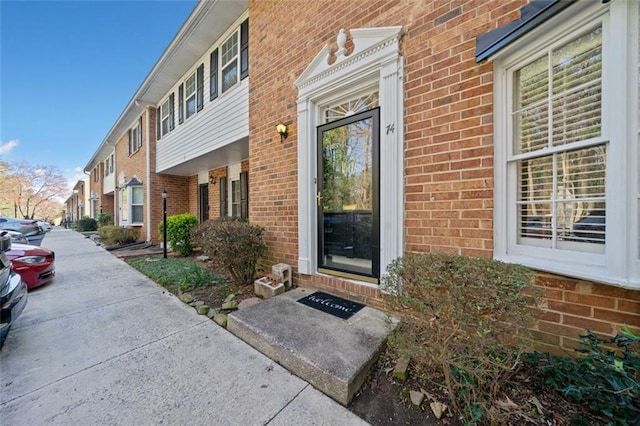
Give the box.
[317,108,380,282]
[198,183,209,222]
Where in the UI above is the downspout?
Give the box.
[106,139,118,227]
[145,108,151,242]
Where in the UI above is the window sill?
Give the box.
[496,253,640,291]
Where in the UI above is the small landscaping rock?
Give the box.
[393,355,410,382]
[196,305,209,315]
[430,402,447,419]
[207,308,219,319]
[221,299,239,311]
[197,255,210,262]
[409,390,424,406]
[179,293,194,304]
[213,313,227,327]
[194,301,205,307]
[223,293,236,303]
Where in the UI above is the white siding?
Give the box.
[155,14,249,174]
[103,170,115,194]
[156,79,248,173]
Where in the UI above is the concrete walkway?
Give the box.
[0,228,368,425]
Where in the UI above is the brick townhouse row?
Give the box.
[78,0,639,354]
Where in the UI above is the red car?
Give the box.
[6,243,55,290]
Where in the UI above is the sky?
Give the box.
[0,0,198,192]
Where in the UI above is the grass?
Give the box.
[128,256,225,293]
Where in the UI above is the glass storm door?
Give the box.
[317,108,380,282]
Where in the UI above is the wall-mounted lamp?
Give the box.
[209,175,217,185]
[276,122,288,142]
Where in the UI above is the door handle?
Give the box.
[316,192,323,204]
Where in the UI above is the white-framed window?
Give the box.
[120,184,143,226]
[130,186,143,224]
[104,158,109,177]
[231,179,240,217]
[129,118,142,155]
[227,163,241,217]
[160,94,174,136]
[185,72,197,119]
[110,154,114,174]
[208,18,247,100]
[493,0,639,289]
[221,32,238,93]
[161,98,171,135]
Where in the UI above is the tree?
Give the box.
[0,162,67,219]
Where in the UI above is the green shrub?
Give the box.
[158,213,198,256]
[97,213,113,227]
[191,217,267,286]
[76,216,97,232]
[382,252,539,423]
[98,225,139,245]
[524,326,640,424]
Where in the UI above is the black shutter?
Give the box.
[197,63,204,111]
[127,129,132,155]
[178,84,184,124]
[156,107,161,140]
[210,49,218,101]
[240,171,248,219]
[240,19,249,80]
[219,176,227,217]
[169,93,175,131]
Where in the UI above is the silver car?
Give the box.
[0,230,29,245]
[0,217,41,237]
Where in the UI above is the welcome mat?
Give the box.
[297,291,365,320]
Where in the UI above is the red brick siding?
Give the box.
[534,273,640,355]
[115,111,149,238]
[248,0,640,352]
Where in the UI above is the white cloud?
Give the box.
[64,166,88,191]
[0,139,19,155]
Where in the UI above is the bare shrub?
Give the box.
[382,252,540,423]
[191,217,267,287]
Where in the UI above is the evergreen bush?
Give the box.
[97,213,113,227]
[98,225,139,245]
[76,216,97,232]
[524,326,639,424]
[158,213,198,256]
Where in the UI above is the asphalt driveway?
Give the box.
[0,228,367,425]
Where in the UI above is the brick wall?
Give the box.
[533,273,640,355]
[248,0,639,352]
[115,111,149,239]
[209,167,226,218]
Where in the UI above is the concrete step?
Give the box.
[227,287,398,405]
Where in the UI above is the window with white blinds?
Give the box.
[494,0,640,288]
[513,26,606,253]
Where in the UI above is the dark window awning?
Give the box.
[475,0,577,62]
[124,177,143,187]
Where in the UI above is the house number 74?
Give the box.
[386,123,395,135]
